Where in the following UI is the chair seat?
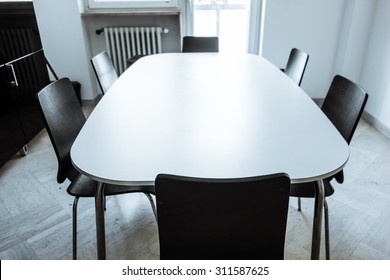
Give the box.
[290,179,335,198]
[67,174,155,198]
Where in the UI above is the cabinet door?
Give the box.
[8,50,50,144]
[0,64,25,168]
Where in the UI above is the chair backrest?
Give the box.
[284,48,309,86]
[182,36,219,53]
[321,75,368,145]
[155,173,291,260]
[91,51,118,94]
[37,78,86,183]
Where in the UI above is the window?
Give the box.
[193,0,250,53]
[87,0,177,9]
[186,0,265,54]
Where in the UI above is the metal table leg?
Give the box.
[311,179,324,260]
[95,182,106,260]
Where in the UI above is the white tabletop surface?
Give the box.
[71,53,349,185]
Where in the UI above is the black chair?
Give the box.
[127,54,148,68]
[91,51,118,95]
[36,78,156,260]
[290,75,368,259]
[182,36,219,53]
[155,173,290,260]
[281,48,309,86]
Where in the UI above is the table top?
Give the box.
[71,53,349,185]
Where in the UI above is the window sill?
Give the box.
[81,8,181,17]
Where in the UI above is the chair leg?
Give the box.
[72,196,80,260]
[296,195,330,259]
[324,198,330,260]
[143,193,157,220]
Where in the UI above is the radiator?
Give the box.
[0,28,40,60]
[103,26,164,74]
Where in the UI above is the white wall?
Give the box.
[359,0,390,137]
[262,0,347,98]
[262,0,390,136]
[33,0,96,100]
[332,0,376,82]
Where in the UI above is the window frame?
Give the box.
[87,0,178,9]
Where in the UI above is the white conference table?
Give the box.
[71,53,349,260]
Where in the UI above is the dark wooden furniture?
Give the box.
[282,48,309,86]
[0,1,50,168]
[0,49,50,167]
[155,173,291,260]
[182,36,219,53]
[290,75,368,259]
[37,78,156,259]
[91,51,118,95]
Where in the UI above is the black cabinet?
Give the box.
[0,1,50,168]
[0,49,50,168]
[0,63,25,166]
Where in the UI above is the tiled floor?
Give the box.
[0,107,389,259]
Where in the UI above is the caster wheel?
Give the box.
[19,145,28,156]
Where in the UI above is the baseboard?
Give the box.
[362,111,390,139]
[81,94,102,107]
